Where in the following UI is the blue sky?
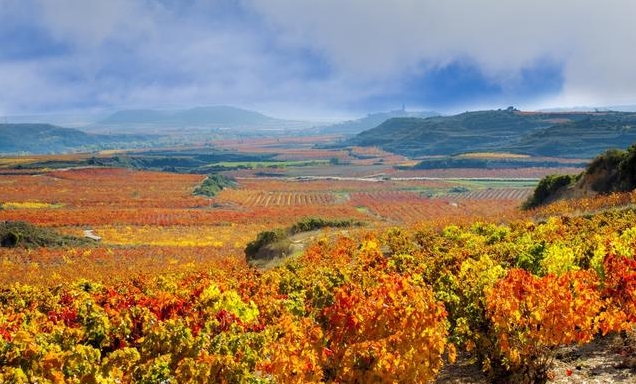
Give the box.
[1,0,635,119]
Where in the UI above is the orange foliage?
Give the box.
[0,168,208,208]
[486,269,602,379]
[320,274,450,383]
[350,191,523,223]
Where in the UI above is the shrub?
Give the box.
[260,315,325,384]
[452,255,506,372]
[538,242,579,276]
[321,274,451,384]
[618,143,636,190]
[598,251,636,333]
[244,229,288,261]
[193,174,236,197]
[522,174,577,209]
[289,217,364,234]
[246,218,364,262]
[587,148,625,174]
[486,269,602,383]
[0,221,90,248]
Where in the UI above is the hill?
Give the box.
[351,108,636,158]
[0,123,154,154]
[318,109,439,135]
[96,105,312,132]
[524,143,636,208]
[506,114,636,157]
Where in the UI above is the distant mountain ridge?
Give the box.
[539,104,636,113]
[0,124,154,154]
[351,108,636,158]
[96,106,311,132]
[318,109,439,135]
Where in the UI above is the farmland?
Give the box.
[0,141,579,287]
[5,138,635,384]
[5,2,636,382]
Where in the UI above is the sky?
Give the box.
[1,0,636,120]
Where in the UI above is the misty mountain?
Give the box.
[0,124,156,155]
[3,111,110,128]
[351,108,636,158]
[95,106,312,133]
[318,109,439,135]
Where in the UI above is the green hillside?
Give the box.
[524,143,636,208]
[319,110,439,135]
[351,108,636,158]
[0,123,155,154]
[507,114,636,157]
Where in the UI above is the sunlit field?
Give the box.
[2,139,636,384]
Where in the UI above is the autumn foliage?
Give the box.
[2,166,636,383]
[486,269,602,382]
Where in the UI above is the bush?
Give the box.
[246,217,364,262]
[319,274,451,384]
[522,174,577,209]
[0,231,19,247]
[451,255,506,372]
[0,221,90,248]
[598,251,636,332]
[618,143,636,190]
[244,229,288,261]
[289,217,364,235]
[587,148,625,174]
[486,269,602,383]
[193,174,236,197]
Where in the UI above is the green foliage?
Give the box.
[586,148,626,192]
[200,285,260,323]
[352,109,636,158]
[587,148,625,174]
[78,300,111,347]
[406,157,582,170]
[512,235,546,274]
[288,217,364,235]
[524,142,636,208]
[619,143,636,189]
[0,221,90,248]
[246,217,364,262]
[244,229,288,261]
[0,123,156,155]
[539,242,579,276]
[522,174,577,209]
[193,174,237,197]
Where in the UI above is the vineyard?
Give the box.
[349,191,524,223]
[3,155,634,383]
[218,190,338,208]
[2,198,636,382]
[442,188,533,200]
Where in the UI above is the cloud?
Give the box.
[248,0,636,106]
[0,0,635,117]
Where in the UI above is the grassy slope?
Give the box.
[352,110,636,158]
[0,124,154,154]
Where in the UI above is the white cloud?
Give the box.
[0,0,635,117]
[34,0,155,47]
[247,0,636,106]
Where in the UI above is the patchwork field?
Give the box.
[5,140,631,384]
[0,140,590,290]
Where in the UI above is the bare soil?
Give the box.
[436,333,636,384]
